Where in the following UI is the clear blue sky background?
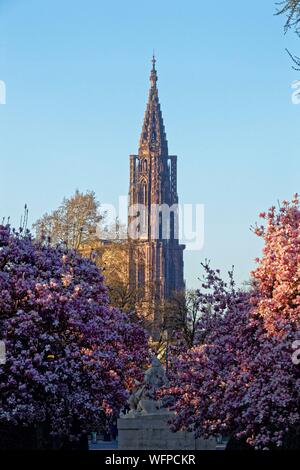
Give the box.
[0,0,299,288]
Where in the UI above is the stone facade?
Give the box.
[128,57,185,337]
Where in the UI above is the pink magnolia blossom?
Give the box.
[0,225,148,440]
[162,197,300,449]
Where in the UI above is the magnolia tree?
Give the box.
[161,197,300,449]
[253,196,300,335]
[0,225,148,446]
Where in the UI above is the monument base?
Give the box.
[117,413,216,450]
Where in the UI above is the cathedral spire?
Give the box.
[128,56,185,338]
[139,55,168,156]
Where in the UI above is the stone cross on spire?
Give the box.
[150,53,157,88]
[152,52,156,68]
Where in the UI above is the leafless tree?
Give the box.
[162,289,200,348]
[276,1,300,33]
[34,190,103,250]
[276,1,300,68]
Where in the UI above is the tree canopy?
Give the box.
[161,197,300,449]
[33,190,103,250]
[0,225,148,445]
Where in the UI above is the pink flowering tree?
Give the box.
[0,225,148,448]
[253,195,300,335]
[161,197,300,449]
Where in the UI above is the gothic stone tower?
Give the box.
[128,57,185,338]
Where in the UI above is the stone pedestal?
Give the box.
[117,412,216,450]
[118,358,217,450]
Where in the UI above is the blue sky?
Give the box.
[0,0,300,288]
